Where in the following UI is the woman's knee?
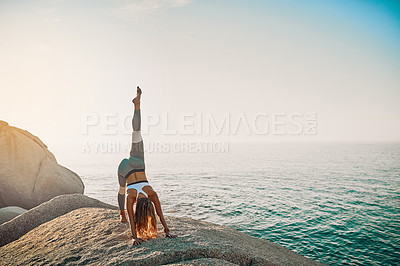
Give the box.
[119,186,126,195]
[131,130,142,143]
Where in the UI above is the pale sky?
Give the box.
[1,0,399,149]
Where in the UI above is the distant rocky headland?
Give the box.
[0,121,324,265]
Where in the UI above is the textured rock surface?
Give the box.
[0,206,27,225]
[0,207,324,265]
[0,194,117,247]
[0,120,84,209]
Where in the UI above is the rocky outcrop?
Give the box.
[0,121,84,209]
[0,204,323,265]
[0,194,117,247]
[0,206,27,225]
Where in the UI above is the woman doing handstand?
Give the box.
[117,87,176,245]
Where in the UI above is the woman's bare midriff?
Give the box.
[126,171,154,197]
[126,171,148,186]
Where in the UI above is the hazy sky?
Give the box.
[1,0,399,147]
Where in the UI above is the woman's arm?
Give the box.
[126,192,143,245]
[148,192,177,237]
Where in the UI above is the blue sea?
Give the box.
[56,142,400,265]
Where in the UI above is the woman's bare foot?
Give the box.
[132,86,142,105]
[120,210,128,223]
[120,215,128,223]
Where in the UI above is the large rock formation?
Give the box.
[0,121,84,209]
[0,196,324,265]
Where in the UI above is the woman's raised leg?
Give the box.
[130,87,144,160]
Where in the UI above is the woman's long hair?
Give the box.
[135,197,158,239]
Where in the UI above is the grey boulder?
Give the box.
[0,121,84,209]
[0,206,27,225]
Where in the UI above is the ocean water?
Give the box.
[57,142,400,265]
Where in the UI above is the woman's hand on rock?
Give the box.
[166,233,177,238]
[132,237,144,246]
[164,228,177,238]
